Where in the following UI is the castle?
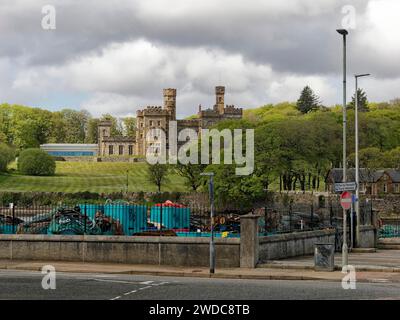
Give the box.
[97,86,243,157]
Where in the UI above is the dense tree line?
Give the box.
[0,104,136,149]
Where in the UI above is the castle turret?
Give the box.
[98,120,112,141]
[215,86,225,115]
[163,88,177,120]
[97,120,112,156]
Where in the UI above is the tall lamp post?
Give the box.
[337,28,349,266]
[201,172,215,274]
[355,73,370,247]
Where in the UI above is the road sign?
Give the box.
[334,181,357,193]
[340,191,352,210]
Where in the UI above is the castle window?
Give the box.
[128,145,133,155]
[158,121,161,126]
[150,120,153,126]
[383,183,388,193]
[109,145,113,155]
[119,145,124,155]
[140,122,144,128]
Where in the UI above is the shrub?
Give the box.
[0,144,15,173]
[18,148,56,176]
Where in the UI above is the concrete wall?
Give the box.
[358,226,377,248]
[258,229,336,262]
[0,235,240,268]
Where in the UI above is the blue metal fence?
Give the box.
[0,202,241,238]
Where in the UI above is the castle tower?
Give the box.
[97,120,112,156]
[215,86,225,115]
[163,88,177,120]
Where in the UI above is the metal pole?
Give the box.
[355,76,360,247]
[200,172,216,274]
[354,73,370,246]
[209,174,215,274]
[337,29,349,267]
[350,201,354,249]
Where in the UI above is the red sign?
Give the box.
[340,191,352,210]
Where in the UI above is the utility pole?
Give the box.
[337,28,348,267]
[354,73,370,247]
[201,172,215,274]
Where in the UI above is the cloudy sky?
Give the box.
[1,0,399,118]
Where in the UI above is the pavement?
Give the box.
[2,254,400,284]
[260,249,400,273]
[2,270,400,300]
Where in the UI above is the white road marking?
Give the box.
[140,280,154,285]
[91,278,142,285]
[139,286,152,290]
[370,279,389,283]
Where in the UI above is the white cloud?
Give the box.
[0,0,399,116]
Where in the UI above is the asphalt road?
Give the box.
[1,270,400,300]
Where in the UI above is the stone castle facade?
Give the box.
[97,86,242,157]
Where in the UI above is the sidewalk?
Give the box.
[2,259,400,284]
[260,249,400,273]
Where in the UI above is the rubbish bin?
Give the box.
[314,243,335,271]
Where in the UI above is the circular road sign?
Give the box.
[340,191,352,210]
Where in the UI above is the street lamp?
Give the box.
[200,172,215,274]
[355,73,370,247]
[126,169,130,193]
[337,28,349,267]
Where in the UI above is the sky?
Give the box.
[1,0,400,118]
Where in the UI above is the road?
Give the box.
[1,270,400,300]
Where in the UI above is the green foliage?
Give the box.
[296,86,321,114]
[123,117,136,137]
[147,163,170,192]
[174,163,206,191]
[349,88,369,112]
[0,144,15,172]
[17,148,56,176]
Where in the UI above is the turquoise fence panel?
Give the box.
[150,206,190,229]
[104,204,147,235]
[79,204,104,219]
[0,225,15,234]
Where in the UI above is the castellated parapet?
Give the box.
[163,88,177,120]
[100,86,243,157]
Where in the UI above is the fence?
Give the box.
[0,201,240,238]
[0,199,376,241]
[260,200,374,251]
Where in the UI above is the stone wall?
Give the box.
[258,229,336,262]
[0,235,240,268]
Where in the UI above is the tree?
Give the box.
[349,88,369,112]
[0,143,15,173]
[296,86,320,114]
[18,148,56,176]
[123,117,136,137]
[147,163,169,192]
[174,163,206,191]
[85,118,100,143]
[59,109,90,143]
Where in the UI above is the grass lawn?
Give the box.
[0,161,188,193]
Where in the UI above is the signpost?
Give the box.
[340,191,352,210]
[334,182,357,193]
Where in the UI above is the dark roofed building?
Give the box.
[326,168,400,195]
